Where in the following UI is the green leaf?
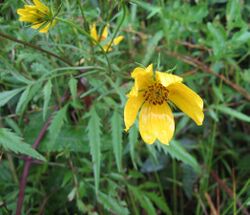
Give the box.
[234,31,250,44]
[128,185,157,215]
[69,77,78,102]
[215,105,250,123]
[161,140,201,173]
[207,22,225,43]
[111,108,123,172]
[0,88,23,107]
[16,86,31,114]
[15,83,42,114]
[43,80,52,120]
[146,192,172,215]
[226,0,243,29]
[87,106,101,195]
[182,164,198,199]
[132,0,161,18]
[142,31,163,65]
[48,105,68,146]
[0,128,45,161]
[129,125,138,169]
[98,192,129,215]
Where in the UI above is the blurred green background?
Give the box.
[0,0,250,214]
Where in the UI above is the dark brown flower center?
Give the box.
[143,83,169,105]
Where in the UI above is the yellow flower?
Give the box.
[90,23,124,52]
[17,0,56,33]
[124,64,204,145]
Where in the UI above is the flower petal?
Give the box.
[31,21,51,33]
[33,0,49,13]
[38,22,51,33]
[130,65,153,96]
[31,21,46,29]
[90,23,98,41]
[167,83,204,125]
[139,103,156,144]
[101,25,108,41]
[124,93,144,132]
[156,72,183,87]
[19,15,38,22]
[151,103,175,145]
[113,35,124,45]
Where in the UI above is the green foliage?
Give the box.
[48,105,68,147]
[160,140,201,174]
[87,106,101,195]
[0,0,249,214]
[43,80,52,120]
[0,88,23,107]
[215,105,250,123]
[0,128,45,161]
[111,108,123,172]
[68,76,78,103]
[98,192,129,215]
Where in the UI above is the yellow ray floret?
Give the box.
[17,0,56,33]
[124,64,204,145]
[90,23,124,52]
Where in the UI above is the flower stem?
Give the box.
[106,1,126,53]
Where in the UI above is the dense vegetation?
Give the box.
[0,0,249,214]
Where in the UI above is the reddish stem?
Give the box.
[15,119,51,215]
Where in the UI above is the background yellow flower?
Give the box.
[90,23,123,52]
[17,0,56,33]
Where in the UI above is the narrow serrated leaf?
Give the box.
[16,86,31,114]
[98,192,129,215]
[69,77,78,102]
[0,128,45,161]
[0,88,23,107]
[43,80,52,120]
[16,83,42,115]
[48,105,68,146]
[161,140,201,173]
[128,185,157,215]
[146,192,172,215]
[111,109,123,172]
[129,125,138,169]
[87,106,101,195]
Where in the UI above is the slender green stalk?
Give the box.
[106,2,126,53]
[172,159,177,215]
[154,171,172,215]
[7,154,18,184]
[77,0,89,31]
[126,186,139,215]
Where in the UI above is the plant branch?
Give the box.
[15,118,51,215]
[15,93,69,215]
[0,31,73,66]
[211,170,250,215]
[165,51,250,101]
